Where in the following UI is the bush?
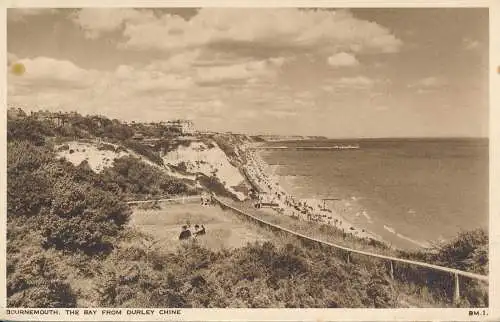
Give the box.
[7,142,55,218]
[7,117,53,146]
[42,181,131,254]
[197,174,236,199]
[8,140,131,256]
[367,273,396,307]
[400,228,488,275]
[123,140,163,165]
[100,156,191,197]
[435,229,488,274]
[7,249,76,307]
[57,144,70,151]
[97,143,117,152]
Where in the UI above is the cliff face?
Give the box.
[51,132,254,201]
[162,139,248,200]
[55,141,153,173]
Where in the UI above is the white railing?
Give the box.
[126,195,201,205]
[213,196,488,305]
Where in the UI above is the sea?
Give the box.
[258,138,489,250]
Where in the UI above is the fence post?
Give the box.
[389,260,394,280]
[453,272,460,305]
[346,252,350,264]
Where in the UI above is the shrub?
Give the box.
[7,117,52,146]
[400,228,488,275]
[100,156,191,197]
[97,143,117,152]
[42,181,131,254]
[57,144,70,151]
[7,142,55,218]
[123,140,163,165]
[197,174,236,199]
[435,229,488,274]
[366,273,396,308]
[7,249,76,307]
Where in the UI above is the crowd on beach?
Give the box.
[241,146,378,241]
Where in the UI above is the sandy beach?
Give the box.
[240,143,384,243]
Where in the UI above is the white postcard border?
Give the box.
[1,0,499,321]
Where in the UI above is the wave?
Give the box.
[383,225,396,234]
[396,233,431,249]
[383,225,430,248]
[358,210,373,223]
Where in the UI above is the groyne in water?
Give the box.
[252,145,360,150]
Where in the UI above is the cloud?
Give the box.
[7,52,19,65]
[71,8,155,39]
[336,76,375,88]
[321,75,391,92]
[146,50,201,72]
[327,52,359,67]
[264,110,298,117]
[7,55,198,118]
[114,64,193,92]
[195,57,286,86]
[7,54,281,125]
[463,38,480,50]
[8,8,58,22]
[9,56,97,89]
[71,8,402,56]
[409,76,447,89]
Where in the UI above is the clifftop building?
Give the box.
[161,120,195,135]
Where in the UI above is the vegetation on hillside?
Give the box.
[122,140,164,165]
[6,110,199,306]
[100,156,195,198]
[90,239,400,308]
[399,229,488,275]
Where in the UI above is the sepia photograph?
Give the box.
[3,3,495,320]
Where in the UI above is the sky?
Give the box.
[7,8,489,138]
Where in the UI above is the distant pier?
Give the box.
[251,145,360,150]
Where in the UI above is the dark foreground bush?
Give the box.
[400,228,488,275]
[7,248,76,307]
[42,181,131,254]
[88,239,398,308]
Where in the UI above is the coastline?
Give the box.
[240,142,386,245]
[243,142,454,251]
